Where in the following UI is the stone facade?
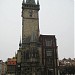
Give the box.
[16,0,58,75]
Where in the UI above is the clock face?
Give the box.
[22,9,38,18]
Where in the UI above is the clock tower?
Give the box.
[17,0,43,75]
[22,0,40,45]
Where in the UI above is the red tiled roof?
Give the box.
[7,58,16,65]
[7,61,16,65]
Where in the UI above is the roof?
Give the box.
[7,58,16,65]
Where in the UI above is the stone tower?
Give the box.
[17,0,43,75]
[16,0,58,75]
[22,0,40,44]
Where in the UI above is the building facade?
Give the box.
[39,35,58,75]
[16,0,58,75]
[0,60,6,75]
[6,58,16,75]
[59,58,75,75]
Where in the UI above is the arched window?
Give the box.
[26,51,30,59]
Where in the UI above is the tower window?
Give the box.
[31,48,37,58]
[32,50,36,58]
[25,51,30,60]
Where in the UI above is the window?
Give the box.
[46,51,52,56]
[47,58,53,66]
[32,51,36,58]
[46,40,52,46]
[32,48,36,58]
[26,51,30,59]
[45,49,53,57]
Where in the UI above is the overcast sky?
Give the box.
[0,0,74,61]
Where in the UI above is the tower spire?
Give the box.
[37,0,39,5]
[19,37,22,48]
